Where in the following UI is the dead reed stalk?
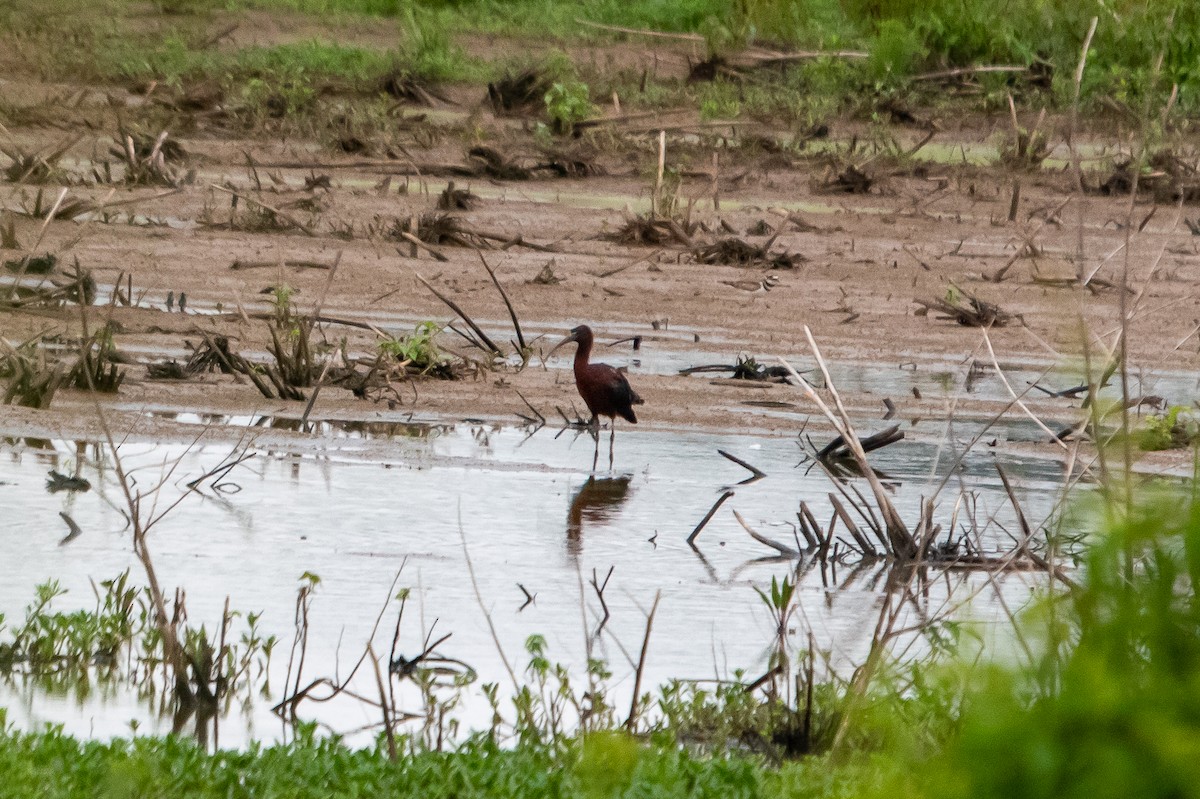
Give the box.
[414,271,503,357]
[780,328,918,559]
[625,590,661,731]
[476,250,527,352]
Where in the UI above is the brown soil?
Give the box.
[3,11,1199,467]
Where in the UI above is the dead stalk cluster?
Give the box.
[688,328,1064,577]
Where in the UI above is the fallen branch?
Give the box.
[717,449,766,480]
[914,285,1015,327]
[397,234,449,262]
[230,258,334,271]
[817,425,903,460]
[687,490,734,546]
[912,65,1029,82]
[732,48,869,66]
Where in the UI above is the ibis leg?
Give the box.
[608,422,615,471]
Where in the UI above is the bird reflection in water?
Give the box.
[566,475,634,555]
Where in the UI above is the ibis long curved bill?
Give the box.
[546,328,582,358]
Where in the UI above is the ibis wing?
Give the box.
[611,375,641,423]
[587,363,643,424]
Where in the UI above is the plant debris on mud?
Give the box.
[915,285,1015,327]
[608,213,696,247]
[694,236,807,269]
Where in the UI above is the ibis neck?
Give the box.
[573,333,594,370]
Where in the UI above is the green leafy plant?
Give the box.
[1138,406,1199,451]
[0,571,275,700]
[544,80,592,134]
[262,284,321,398]
[152,0,210,14]
[379,321,448,375]
[69,323,125,393]
[239,72,317,121]
[698,85,741,121]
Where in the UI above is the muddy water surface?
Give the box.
[2,416,1064,746]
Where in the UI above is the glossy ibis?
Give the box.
[548,324,644,470]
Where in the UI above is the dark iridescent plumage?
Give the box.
[549,324,645,469]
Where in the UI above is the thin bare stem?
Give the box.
[1068,17,1099,274]
[458,513,518,689]
[367,644,398,761]
[476,250,526,351]
[625,590,661,731]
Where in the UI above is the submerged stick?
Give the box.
[58,511,83,545]
[795,505,818,550]
[514,390,545,425]
[687,490,734,546]
[718,449,767,479]
[828,494,878,556]
[817,424,903,460]
[800,501,829,557]
[733,509,799,557]
[590,566,614,636]
[994,462,1038,564]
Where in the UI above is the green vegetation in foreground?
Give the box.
[6,482,1200,797]
[0,727,780,799]
[898,485,1200,799]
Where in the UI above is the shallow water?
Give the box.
[0,412,1067,746]
[11,281,1192,421]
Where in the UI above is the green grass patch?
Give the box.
[3,0,1196,124]
[232,0,736,37]
[104,30,488,87]
[0,725,794,799]
[107,38,394,85]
